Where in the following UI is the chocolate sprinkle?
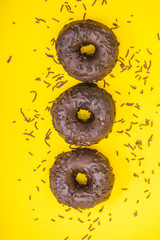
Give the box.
[41,159,46,163]
[90,228,95,231]
[7,56,12,63]
[82,234,88,240]
[23,131,35,138]
[134,211,138,217]
[146,193,151,198]
[92,0,97,7]
[148,134,153,146]
[78,218,84,223]
[65,208,71,212]
[35,18,46,23]
[83,3,86,10]
[41,180,46,183]
[93,217,99,223]
[60,5,64,12]
[20,108,31,122]
[88,224,92,230]
[125,132,131,137]
[102,0,107,5]
[133,173,139,177]
[45,129,52,147]
[77,208,83,213]
[52,18,59,22]
[30,91,37,102]
[34,121,38,130]
[147,49,152,55]
[83,12,86,20]
[125,49,129,58]
[126,103,134,106]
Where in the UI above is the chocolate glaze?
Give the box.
[56,19,119,82]
[51,83,116,146]
[49,148,115,209]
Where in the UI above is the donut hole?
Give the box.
[75,172,88,186]
[76,108,93,122]
[80,44,96,56]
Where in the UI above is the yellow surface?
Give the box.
[1,0,160,239]
[76,173,88,185]
[77,109,92,122]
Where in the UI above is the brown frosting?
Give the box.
[49,148,115,209]
[51,83,116,146]
[56,19,119,82]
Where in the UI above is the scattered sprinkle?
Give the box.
[92,0,97,6]
[83,3,86,10]
[41,180,46,183]
[90,228,95,232]
[102,0,107,5]
[134,211,138,217]
[7,56,12,63]
[93,217,99,223]
[78,218,84,223]
[52,18,60,22]
[65,208,71,212]
[82,234,88,240]
[83,12,86,20]
[148,134,153,146]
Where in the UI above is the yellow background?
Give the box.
[1,0,160,239]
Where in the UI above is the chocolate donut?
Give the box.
[49,148,115,209]
[51,83,116,146]
[56,19,119,83]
